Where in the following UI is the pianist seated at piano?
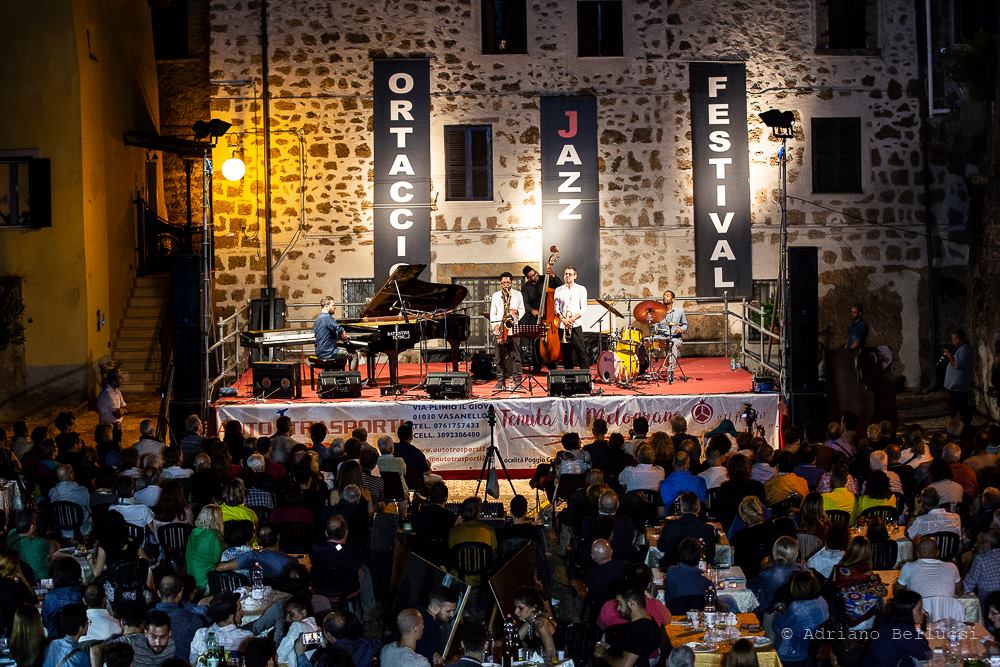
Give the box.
[313,296,359,370]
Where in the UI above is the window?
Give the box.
[482,0,528,54]
[577,1,623,57]
[811,118,862,194]
[955,0,998,44]
[0,156,50,228]
[150,0,190,60]
[341,278,375,319]
[445,126,493,201]
[453,277,499,349]
[816,0,878,51]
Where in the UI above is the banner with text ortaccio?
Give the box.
[215,393,778,478]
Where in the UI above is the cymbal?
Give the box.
[632,300,667,324]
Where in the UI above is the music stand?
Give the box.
[494,324,546,395]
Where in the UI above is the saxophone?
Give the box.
[500,287,514,343]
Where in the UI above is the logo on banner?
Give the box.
[691,400,714,424]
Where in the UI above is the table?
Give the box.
[664,613,781,667]
[925,621,992,661]
[238,586,289,624]
[875,570,982,623]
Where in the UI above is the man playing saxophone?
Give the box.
[490,271,525,390]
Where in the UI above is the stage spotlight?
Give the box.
[759,109,795,138]
[192,119,233,143]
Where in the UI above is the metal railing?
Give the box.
[207,292,785,399]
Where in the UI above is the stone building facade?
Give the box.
[172,0,974,389]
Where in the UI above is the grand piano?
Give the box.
[241,265,471,389]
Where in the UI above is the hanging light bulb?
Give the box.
[222,153,246,181]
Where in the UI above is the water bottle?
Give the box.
[251,560,264,600]
[703,585,717,614]
[205,631,221,667]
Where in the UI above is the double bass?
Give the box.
[537,245,562,365]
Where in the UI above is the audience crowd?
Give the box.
[0,406,999,667]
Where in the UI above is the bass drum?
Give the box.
[614,327,644,355]
[597,350,639,383]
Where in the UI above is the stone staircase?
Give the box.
[112,275,170,395]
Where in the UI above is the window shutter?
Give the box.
[445,127,468,200]
[28,158,51,228]
[812,118,862,194]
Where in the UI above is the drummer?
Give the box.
[652,290,688,373]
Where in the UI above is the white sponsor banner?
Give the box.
[214,392,779,479]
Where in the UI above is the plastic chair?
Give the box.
[208,570,250,594]
[451,541,494,584]
[827,510,851,526]
[51,501,85,542]
[797,532,824,561]
[870,539,899,570]
[860,505,899,523]
[157,522,193,566]
[928,531,960,561]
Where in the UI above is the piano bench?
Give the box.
[308,355,348,389]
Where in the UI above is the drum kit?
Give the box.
[596,299,683,387]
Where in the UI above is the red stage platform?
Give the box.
[222,356,751,403]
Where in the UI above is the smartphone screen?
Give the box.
[301,631,323,646]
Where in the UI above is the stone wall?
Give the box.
[183,0,973,388]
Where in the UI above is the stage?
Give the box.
[213,356,781,479]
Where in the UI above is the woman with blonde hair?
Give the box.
[10,603,47,667]
[185,504,225,592]
[750,536,803,614]
[731,496,776,578]
[0,551,37,637]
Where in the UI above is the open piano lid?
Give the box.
[359,264,469,319]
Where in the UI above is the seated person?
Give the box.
[665,537,713,608]
[771,571,829,667]
[731,496,778,579]
[448,497,498,552]
[618,444,665,493]
[907,487,961,539]
[512,587,558,663]
[751,536,803,615]
[313,296,358,369]
[895,536,961,621]
[806,522,850,581]
[594,587,666,667]
[659,451,707,508]
[656,492,716,567]
[580,490,637,566]
[596,563,671,631]
[585,540,630,616]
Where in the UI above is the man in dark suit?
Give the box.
[656,492,717,567]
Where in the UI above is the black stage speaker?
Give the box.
[426,372,472,399]
[547,369,593,397]
[251,361,301,399]
[171,255,201,329]
[788,247,819,393]
[470,351,496,381]
[318,370,363,399]
[171,255,203,402]
[249,291,288,362]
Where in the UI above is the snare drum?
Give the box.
[643,335,671,358]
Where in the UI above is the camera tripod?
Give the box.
[475,404,517,501]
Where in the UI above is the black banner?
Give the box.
[690,63,752,297]
[373,59,431,282]
[540,96,600,289]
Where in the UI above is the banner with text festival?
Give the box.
[689,62,752,297]
[216,393,779,478]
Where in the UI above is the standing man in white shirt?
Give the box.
[553,266,590,370]
[489,272,524,390]
[96,368,127,444]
